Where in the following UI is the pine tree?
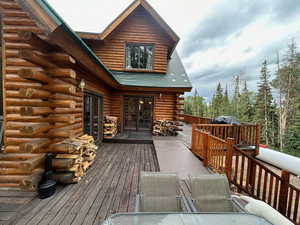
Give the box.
[232,75,241,117]
[256,60,274,145]
[285,111,300,156]
[240,81,255,122]
[211,82,224,117]
[223,85,231,115]
[272,40,300,150]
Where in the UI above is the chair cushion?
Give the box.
[141,196,182,212]
[240,196,294,225]
[140,172,179,197]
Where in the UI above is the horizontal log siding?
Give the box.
[154,93,177,121]
[93,6,172,73]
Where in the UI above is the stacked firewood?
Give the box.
[152,120,182,136]
[52,135,97,184]
[104,116,118,139]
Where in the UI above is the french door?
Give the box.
[84,92,103,142]
[124,96,153,131]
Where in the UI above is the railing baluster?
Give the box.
[257,167,262,199]
[263,171,268,202]
[240,155,245,187]
[274,178,280,209]
[287,188,293,218]
[268,176,274,205]
[293,190,299,222]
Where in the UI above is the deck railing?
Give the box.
[180,114,212,124]
[192,128,300,224]
[193,124,260,155]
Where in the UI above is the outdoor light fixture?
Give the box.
[159,93,162,98]
[79,79,86,91]
[139,100,144,104]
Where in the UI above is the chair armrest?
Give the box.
[186,198,198,212]
[134,194,141,212]
[231,196,247,212]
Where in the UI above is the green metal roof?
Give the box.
[33,0,191,89]
[111,51,192,88]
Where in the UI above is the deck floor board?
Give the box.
[2,140,205,225]
[7,143,159,225]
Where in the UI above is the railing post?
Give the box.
[192,123,196,152]
[203,132,208,167]
[225,138,234,182]
[255,124,261,156]
[278,170,290,215]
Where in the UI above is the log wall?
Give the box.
[92,6,172,73]
[0,0,110,190]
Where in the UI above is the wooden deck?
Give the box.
[5,143,159,225]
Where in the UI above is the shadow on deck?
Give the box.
[104,131,153,144]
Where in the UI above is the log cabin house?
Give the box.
[0,0,192,189]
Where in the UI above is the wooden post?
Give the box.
[203,132,209,167]
[255,124,261,156]
[278,170,290,215]
[225,138,235,182]
[192,123,196,152]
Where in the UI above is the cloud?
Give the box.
[178,0,300,100]
[181,0,300,57]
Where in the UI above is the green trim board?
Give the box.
[111,51,192,88]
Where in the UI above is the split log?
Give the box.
[20,138,51,152]
[20,107,52,116]
[46,68,76,79]
[19,88,51,98]
[18,69,51,83]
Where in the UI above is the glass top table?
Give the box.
[102,213,272,225]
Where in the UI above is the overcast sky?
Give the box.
[47,0,300,100]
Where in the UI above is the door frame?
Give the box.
[84,90,104,143]
[123,95,154,132]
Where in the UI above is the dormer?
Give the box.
[78,0,179,74]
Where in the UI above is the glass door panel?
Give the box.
[84,93,103,142]
[124,96,153,131]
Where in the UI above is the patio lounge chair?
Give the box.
[135,171,187,212]
[188,174,245,212]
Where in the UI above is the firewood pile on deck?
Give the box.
[104,116,118,139]
[52,135,97,184]
[153,120,182,136]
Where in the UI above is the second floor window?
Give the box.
[125,44,153,70]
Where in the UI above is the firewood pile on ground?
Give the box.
[104,116,118,139]
[152,120,182,136]
[52,135,97,184]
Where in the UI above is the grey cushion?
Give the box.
[190,174,235,212]
[139,171,182,212]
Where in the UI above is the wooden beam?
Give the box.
[20,139,51,153]
[46,68,76,79]
[19,50,56,68]
[18,31,57,53]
